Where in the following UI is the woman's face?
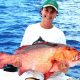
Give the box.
[41,6,57,22]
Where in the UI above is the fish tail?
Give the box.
[0,52,12,68]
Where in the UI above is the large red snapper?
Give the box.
[0,42,80,78]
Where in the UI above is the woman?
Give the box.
[20,0,69,80]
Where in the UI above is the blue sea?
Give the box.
[0,0,80,79]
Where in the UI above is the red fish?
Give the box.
[0,43,80,79]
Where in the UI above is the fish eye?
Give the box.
[67,47,71,50]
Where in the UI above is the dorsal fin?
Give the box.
[33,36,45,44]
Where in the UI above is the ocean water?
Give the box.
[0,0,80,79]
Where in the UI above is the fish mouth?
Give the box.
[73,52,80,61]
[77,52,80,60]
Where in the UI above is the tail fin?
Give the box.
[0,52,21,69]
[0,52,11,68]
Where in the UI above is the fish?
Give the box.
[0,42,80,79]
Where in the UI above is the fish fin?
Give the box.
[44,72,54,79]
[50,62,59,72]
[18,66,25,76]
[0,52,11,68]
